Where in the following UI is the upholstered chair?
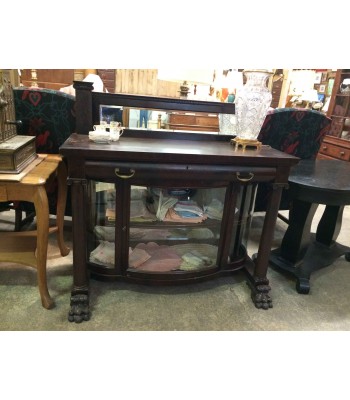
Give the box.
[12,87,76,229]
[254,108,332,215]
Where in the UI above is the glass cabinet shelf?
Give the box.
[87,181,253,278]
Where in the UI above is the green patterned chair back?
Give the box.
[12,87,75,221]
[13,87,75,153]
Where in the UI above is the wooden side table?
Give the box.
[269,159,350,294]
[0,154,70,308]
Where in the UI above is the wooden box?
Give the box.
[0,135,37,173]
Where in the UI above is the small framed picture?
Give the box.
[327,78,335,95]
[319,84,326,93]
[321,72,328,82]
[318,93,325,102]
[314,72,322,84]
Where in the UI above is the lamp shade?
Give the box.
[289,69,316,95]
[301,89,319,102]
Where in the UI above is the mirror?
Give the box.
[99,105,220,134]
[100,105,168,130]
[128,108,168,129]
[100,105,123,125]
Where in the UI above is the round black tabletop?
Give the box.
[288,159,350,205]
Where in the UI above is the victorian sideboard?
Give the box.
[59,81,299,322]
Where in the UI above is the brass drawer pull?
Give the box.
[340,151,345,156]
[322,146,327,150]
[115,168,135,179]
[236,172,254,182]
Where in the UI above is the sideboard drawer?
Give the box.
[320,142,350,161]
[85,161,276,185]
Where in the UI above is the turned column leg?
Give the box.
[68,178,90,323]
[249,183,285,309]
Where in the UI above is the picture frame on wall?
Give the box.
[327,78,335,96]
[314,72,322,84]
[321,72,328,82]
[319,84,326,93]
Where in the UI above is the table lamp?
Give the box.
[301,89,319,109]
[288,69,317,107]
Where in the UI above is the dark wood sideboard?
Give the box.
[60,81,299,322]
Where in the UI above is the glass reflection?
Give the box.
[99,104,220,133]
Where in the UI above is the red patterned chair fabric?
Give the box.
[254,108,332,212]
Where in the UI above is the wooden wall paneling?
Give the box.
[114,70,121,93]
[138,69,147,95]
[115,69,128,94]
[148,69,158,95]
[125,69,133,93]
[20,69,74,90]
[157,80,179,98]
[17,69,184,99]
[115,69,178,98]
[115,69,134,94]
[126,69,133,93]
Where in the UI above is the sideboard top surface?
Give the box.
[60,133,299,168]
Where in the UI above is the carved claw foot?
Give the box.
[247,276,273,309]
[68,294,90,323]
[253,291,273,309]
